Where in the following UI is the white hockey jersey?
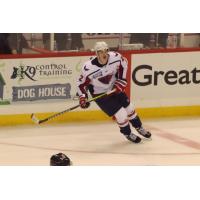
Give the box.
[77,51,128,96]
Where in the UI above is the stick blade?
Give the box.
[31,113,40,124]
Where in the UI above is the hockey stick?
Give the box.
[31,89,115,124]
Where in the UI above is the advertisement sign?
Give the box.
[131,51,200,107]
[0,55,100,115]
[0,56,91,105]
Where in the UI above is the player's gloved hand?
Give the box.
[79,95,90,109]
[113,79,127,93]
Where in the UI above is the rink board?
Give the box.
[1,105,200,126]
[0,48,200,126]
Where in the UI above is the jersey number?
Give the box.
[79,75,84,82]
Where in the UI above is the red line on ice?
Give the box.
[147,125,200,150]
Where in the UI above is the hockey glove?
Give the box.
[79,95,90,109]
[114,79,127,93]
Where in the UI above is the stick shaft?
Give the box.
[34,90,115,124]
[39,104,80,123]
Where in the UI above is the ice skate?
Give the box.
[126,133,141,143]
[136,127,151,138]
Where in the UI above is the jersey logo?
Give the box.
[98,74,113,84]
[93,71,103,79]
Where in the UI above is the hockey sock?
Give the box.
[119,124,131,136]
[114,107,130,136]
[124,104,142,129]
[124,103,137,119]
[129,115,142,129]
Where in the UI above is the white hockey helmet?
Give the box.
[94,41,109,52]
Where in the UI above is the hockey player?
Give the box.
[77,41,151,143]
